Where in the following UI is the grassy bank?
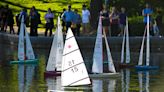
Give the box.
[0,0,90,28]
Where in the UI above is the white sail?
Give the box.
[146,15,150,66]
[56,16,64,71]
[46,30,57,71]
[103,29,116,73]
[46,17,63,71]
[125,18,130,64]
[25,25,35,60]
[92,80,103,92]
[92,17,103,73]
[121,17,130,64]
[61,28,90,86]
[120,26,126,64]
[18,15,25,60]
[138,28,146,65]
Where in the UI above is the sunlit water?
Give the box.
[0,44,164,92]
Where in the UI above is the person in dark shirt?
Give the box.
[44,8,54,36]
[29,6,39,36]
[109,6,119,36]
[7,9,15,34]
[17,8,28,35]
[1,5,9,32]
[100,5,110,36]
[118,7,127,36]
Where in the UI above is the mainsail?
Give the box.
[120,17,130,64]
[103,29,116,73]
[61,28,90,86]
[46,16,63,71]
[92,17,103,73]
[18,15,25,60]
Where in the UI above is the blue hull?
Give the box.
[10,59,38,64]
[135,65,159,71]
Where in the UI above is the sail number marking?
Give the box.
[68,60,79,73]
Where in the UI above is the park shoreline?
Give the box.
[0,32,163,52]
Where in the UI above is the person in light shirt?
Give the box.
[82,4,90,35]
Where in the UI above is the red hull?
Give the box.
[44,71,61,77]
[119,63,134,69]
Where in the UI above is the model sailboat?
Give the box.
[61,28,91,86]
[135,15,159,70]
[119,17,133,68]
[44,17,64,77]
[90,17,120,78]
[10,15,38,64]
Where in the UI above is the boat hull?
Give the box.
[135,65,159,71]
[119,63,134,69]
[44,71,61,77]
[89,73,121,78]
[10,59,38,64]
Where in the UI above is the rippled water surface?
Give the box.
[0,44,164,92]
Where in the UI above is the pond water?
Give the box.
[0,44,164,92]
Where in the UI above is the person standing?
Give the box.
[7,9,15,34]
[61,8,66,33]
[61,5,74,32]
[1,5,9,32]
[82,4,90,35]
[29,6,39,36]
[154,9,162,36]
[100,5,111,36]
[142,3,153,35]
[44,8,54,36]
[110,6,119,36]
[72,9,81,36]
[118,7,127,36]
[17,8,28,35]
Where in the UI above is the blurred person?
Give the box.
[44,8,54,36]
[100,5,110,36]
[110,6,119,36]
[142,3,153,35]
[61,8,66,33]
[29,6,40,36]
[72,9,81,36]
[118,7,127,36]
[61,5,74,32]
[82,4,90,35]
[17,8,28,35]
[1,5,9,32]
[7,9,15,34]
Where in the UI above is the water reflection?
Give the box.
[18,65,35,92]
[121,69,130,92]
[46,77,61,91]
[138,71,150,92]
[92,79,117,92]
